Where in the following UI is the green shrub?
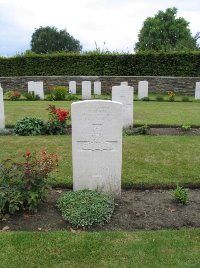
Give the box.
[14,117,45,136]
[181,124,191,131]
[0,151,58,214]
[24,91,40,100]
[137,124,150,135]
[181,96,190,102]
[123,128,137,136]
[45,105,69,135]
[66,94,79,101]
[140,96,150,101]
[5,90,21,100]
[50,86,67,100]
[57,189,115,228]
[156,95,164,101]
[170,184,189,205]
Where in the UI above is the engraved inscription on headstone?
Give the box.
[69,81,76,94]
[112,85,133,128]
[82,81,91,100]
[0,85,5,129]
[94,81,101,95]
[195,82,200,100]
[138,81,148,99]
[72,100,123,197]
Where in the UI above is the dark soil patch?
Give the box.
[1,189,200,232]
[149,127,200,136]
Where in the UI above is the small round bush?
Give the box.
[15,117,45,136]
[140,96,150,101]
[156,95,164,101]
[57,189,115,228]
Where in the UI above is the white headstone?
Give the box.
[195,82,200,100]
[0,85,5,129]
[72,100,123,197]
[94,81,101,95]
[121,81,128,86]
[28,81,44,100]
[112,85,133,128]
[69,81,76,94]
[82,81,91,100]
[138,81,148,99]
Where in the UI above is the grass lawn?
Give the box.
[4,100,200,127]
[0,229,199,268]
[0,135,200,188]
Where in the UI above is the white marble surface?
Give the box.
[138,81,148,99]
[195,82,200,100]
[28,81,44,99]
[82,81,91,100]
[94,81,101,95]
[71,100,122,197]
[112,85,133,128]
[121,81,128,86]
[69,81,76,94]
[0,86,5,129]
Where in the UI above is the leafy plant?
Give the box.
[156,95,164,101]
[5,90,21,100]
[50,86,67,100]
[0,150,59,214]
[181,96,190,102]
[140,96,150,101]
[168,90,175,102]
[14,117,45,136]
[181,124,191,131]
[123,128,137,136]
[137,124,150,135]
[45,105,69,135]
[57,189,115,228]
[24,91,40,101]
[66,94,79,101]
[170,184,189,205]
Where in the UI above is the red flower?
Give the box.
[40,150,47,155]
[25,151,32,157]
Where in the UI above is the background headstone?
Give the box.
[82,81,91,100]
[28,81,44,99]
[94,81,101,95]
[0,85,5,129]
[69,81,76,94]
[112,85,133,128]
[195,82,200,100]
[121,81,128,86]
[72,100,123,197]
[138,81,148,99]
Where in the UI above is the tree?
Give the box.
[135,7,198,52]
[30,26,82,53]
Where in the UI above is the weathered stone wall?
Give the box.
[0,76,200,95]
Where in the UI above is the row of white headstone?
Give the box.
[26,80,200,101]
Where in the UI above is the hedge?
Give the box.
[0,52,200,77]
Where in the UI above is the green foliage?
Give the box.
[24,91,40,101]
[45,105,69,135]
[156,95,164,101]
[140,96,150,101]
[181,124,191,131]
[137,124,150,135]
[5,90,21,100]
[57,189,115,228]
[123,128,136,136]
[170,184,189,205]
[0,52,200,77]
[14,117,45,136]
[31,26,82,53]
[181,96,190,102]
[135,7,197,52]
[50,86,67,100]
[66,94,79,101]
[0,151,58,214]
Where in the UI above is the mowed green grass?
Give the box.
[0,229,199,268]
[4,100,200,126]
[1,135,200,187]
